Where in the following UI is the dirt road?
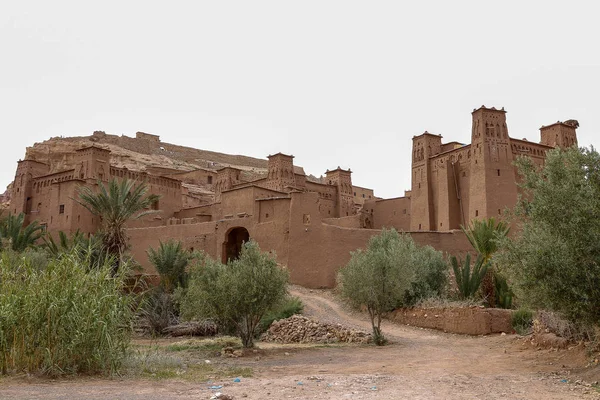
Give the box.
[2,287,599,399]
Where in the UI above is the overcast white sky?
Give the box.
[1,1,599,199]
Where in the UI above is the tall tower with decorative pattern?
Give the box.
[468,106,517,221]
[325,167,354,217]
[265,153,296,192]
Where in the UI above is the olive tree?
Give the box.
[338,229,417,345]
[180,241,288,348]
[496,146,600,327]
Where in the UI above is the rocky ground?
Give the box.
[2,286,600,399]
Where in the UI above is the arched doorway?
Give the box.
[222,227,250,263]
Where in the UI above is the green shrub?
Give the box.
[338,229,416,345]
[497,146,600,327]
[140,287,178,335]
[494,273,513,309]
[257,296,304,335]
[403,245,448,306]
[0,251,133,375]
[0,213,45,252]
[147,240,191,293]
[180,241,288,348]
[512,309,533,335]
[451,253,488,299]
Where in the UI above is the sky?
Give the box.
[1,1,599,199]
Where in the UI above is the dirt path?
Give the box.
[2,288,599,399]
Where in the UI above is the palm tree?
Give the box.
[0,213,45,252]
[461,217,510,307]
[78,178,159,272]
[44,230,106,269]
[147,240,190,292]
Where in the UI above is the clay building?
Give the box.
[7,106,579,288]
[363,106,578,232]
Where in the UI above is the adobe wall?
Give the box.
[127,222,218,272]
[135,132,160,142]
[175,204,214,219]
[363,197,411,231]
[322,215,361,228]
[285,191,380,288]
[167,169,216,187]
[305,181,337,218]
[388,307,513,335]
[410,230,472,258]
[352,186,374,205]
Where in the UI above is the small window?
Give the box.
[498,209,501,215]
[497,169,500,176]
[353,192,356,196]
[418,223,422,230]
[475,210,479,217]
[403,209,407,214]
[265,213,269,218]
[59,204,65,214]
[362,194,365,198]
[208,176,213,184]
[462,171,466,177]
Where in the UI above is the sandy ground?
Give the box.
[2,286,599,399]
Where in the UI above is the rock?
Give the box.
[261,315,371,344]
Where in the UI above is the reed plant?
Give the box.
[0,250,133,375]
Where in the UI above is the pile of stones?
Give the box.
[261,315,371,344]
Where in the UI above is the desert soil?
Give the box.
[2,286,599,399]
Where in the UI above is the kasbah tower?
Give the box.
[410,106,577,232]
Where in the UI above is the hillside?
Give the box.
[23,131,271,176]
[9,131,322,209]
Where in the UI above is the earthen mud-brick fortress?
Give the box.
[8,107,578,287]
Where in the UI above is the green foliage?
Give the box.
[494,273,513,309]
[147,240,190,293]
[140,287,178,335]
[461,218,510,263]
[338,229,416,345]
[257,296,304,335]
[0,213,45,252]
[511,309,533,335]
[496,146,600,327]
[180,241,289,348]
[451,253,488,299]
[77,178,159,272]
[461,217,510,307]
[403,244,448,306]
[0,250,133,375]
[43,230,107,270]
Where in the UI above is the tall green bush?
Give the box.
[497,146,600,327]
[338,229,416,345]
[403,243,448,306]
[0,251,133,375]
[180,242,288,348]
